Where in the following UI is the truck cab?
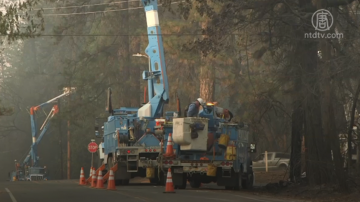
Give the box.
[25,167,47,181]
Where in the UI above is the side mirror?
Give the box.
[249,143,256,153]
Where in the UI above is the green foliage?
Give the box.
[0,99,14,115]
[0,0,44,43]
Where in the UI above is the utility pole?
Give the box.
[58,99,63,179]
[67,92,71,179]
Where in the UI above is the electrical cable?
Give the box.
[38,1,182,16]
[39,0,139,11]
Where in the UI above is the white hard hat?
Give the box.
[197,98,205,105]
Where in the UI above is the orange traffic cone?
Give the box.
[163,168,175,193]
[91,168,97,188]
[87,167,93,185]
[107,170,116,190]
[79,167,86,185]
[96,170,105,189]
[164,133,175,158]
[89,167,92,178]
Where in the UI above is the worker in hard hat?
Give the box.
[186,98,205,117]
[215,107,233,122]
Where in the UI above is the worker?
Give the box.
[186,98,205,117]
[215,107,233,122]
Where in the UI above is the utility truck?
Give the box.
[94,0,257,189]
[9,87,75,181]
[94,0,176,185]
[157,103,256,190]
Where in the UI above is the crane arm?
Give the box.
[29,87,75,146]
[138,0,169,119]
[31,87,76,112]
[24,105,58,167]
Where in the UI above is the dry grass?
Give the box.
[253,170,360,202]
[254,170,289,185]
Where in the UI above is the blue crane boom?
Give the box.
[137,0,170,119]
[27,87,76,167]
[10,87,76,181]
[23,105,58,167]
[95,0,177,185]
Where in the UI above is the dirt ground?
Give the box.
[254,170,289,185]
[253,171,360,202]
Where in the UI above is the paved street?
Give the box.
[0,179,306,202]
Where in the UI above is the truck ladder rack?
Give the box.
[86,163,105,184]
[103,163,118,183]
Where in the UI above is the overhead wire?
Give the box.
[42,5,143,16]
[39,0,139,11]
[37,1,182,16]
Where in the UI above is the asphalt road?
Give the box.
[0,179,306,202]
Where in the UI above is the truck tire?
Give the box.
[190,179,201,188]
[241,172,254,189]
[107,156,114,170]
[121,179,129,185]
[278,164,287,171]
[149,170,166,185]
[174,173,187,189]
[108,156,120,186]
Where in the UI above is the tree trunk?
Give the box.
[118,0,130,107]
[129,0,141,107]
[318,36,347,189]
[289,96,303,181]
[199,20,215,102]
[346,81,360,170]
[297,0,332,185]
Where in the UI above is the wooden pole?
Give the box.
[67,120,70,179]
[265,151,268,172]
[58,99,63,179]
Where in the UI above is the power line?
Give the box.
[39,0,138,11]
[43,5,142,16]
[8,33,240,37]
[41,1,181,16]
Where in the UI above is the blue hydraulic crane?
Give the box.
[95,0,176,185]
[137,0,170,119]
[26,87,76,167]
[10,87,76,181]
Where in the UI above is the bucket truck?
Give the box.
[159,105,256,190]
[95,0,256,190]
[94,0,177,185]
[10,87,76,181]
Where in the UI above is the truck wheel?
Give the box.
[107,156,114,170]
[241,172,254,189]
[190,179,201,188]
[160,172,167,186]
[278,164,287,171]
[149,178,158,184]
[121,179,129,185]
[150,171,166,185]
[175,173,187,189]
